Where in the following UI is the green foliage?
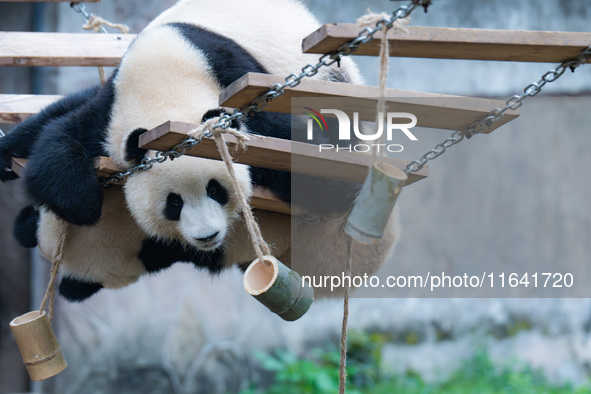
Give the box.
[241,332,591,394]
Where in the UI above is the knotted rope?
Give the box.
[82,15,131,34]
[38,218,68,323]
[188,118,271,266]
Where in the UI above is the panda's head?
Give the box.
[124,156,252,251]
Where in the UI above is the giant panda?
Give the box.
[3,0,399,301]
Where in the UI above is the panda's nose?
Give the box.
[196,231,219,243]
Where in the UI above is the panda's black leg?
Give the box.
[25,131,103,226]
[59,276,103,302]
[13,205,40,248]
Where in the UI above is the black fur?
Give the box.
[125,128,149,164]
[13,205,40,248]
[139,237,225,274]
[59,276,104,302]
[0,86,100,182]
[24,75,116,226]
[206,179,228,205]
[164,193,183,221]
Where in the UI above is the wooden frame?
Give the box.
[0,32,134,67]
[219,73,520,133]
[303,25,591,63]
[0,94,61,123]
[138,121,428,185]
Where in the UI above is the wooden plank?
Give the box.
[10,157,291,214]
[0,0,99,2]
[303,25,591,63]
[139,121,428,186]
[0,32,135,67]
[0,94,61,123]
[219,73,520,133]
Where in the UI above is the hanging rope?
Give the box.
[358,10,410,164]
[38,218,68,323]
[338,236,353,394]
[188,118,271,266]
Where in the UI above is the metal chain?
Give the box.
[403,44,591,174]
[100,0,423,185]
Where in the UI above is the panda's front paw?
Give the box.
[0,143,18,182]
[13,205,40,248]
[25,134,103,226]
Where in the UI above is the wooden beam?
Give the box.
[219,73,520,133]
[0,32,134,67]
[303,25,591,63]
[139,121,428,186]
[0,94,61,123]
[10,157,291,214]
[0,0,99,2]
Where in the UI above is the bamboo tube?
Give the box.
[345,162,407,243]
[10,310,67,381]
[244,256,314,321]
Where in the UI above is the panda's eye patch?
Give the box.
[164,193,183,221]
[206,179,228,205]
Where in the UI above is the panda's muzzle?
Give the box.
[196,231,219,243]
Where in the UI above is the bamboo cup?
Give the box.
[244,256,314,321]
[10,311,67,381]
[345,162,407,243]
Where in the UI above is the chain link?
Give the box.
[404,44,591,174]
[101,1,422,184]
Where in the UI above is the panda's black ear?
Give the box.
[125,128,149,164]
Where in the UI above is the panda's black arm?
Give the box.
[0,86,100,182]
[24,77,115,226]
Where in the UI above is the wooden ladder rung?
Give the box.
[0,94,61,123]
[0,0,99,2]
[219,73,520,133]
[0,32,134,67]
[139,121,428,186]
[303,25,591,63]
[10,157,291,214]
